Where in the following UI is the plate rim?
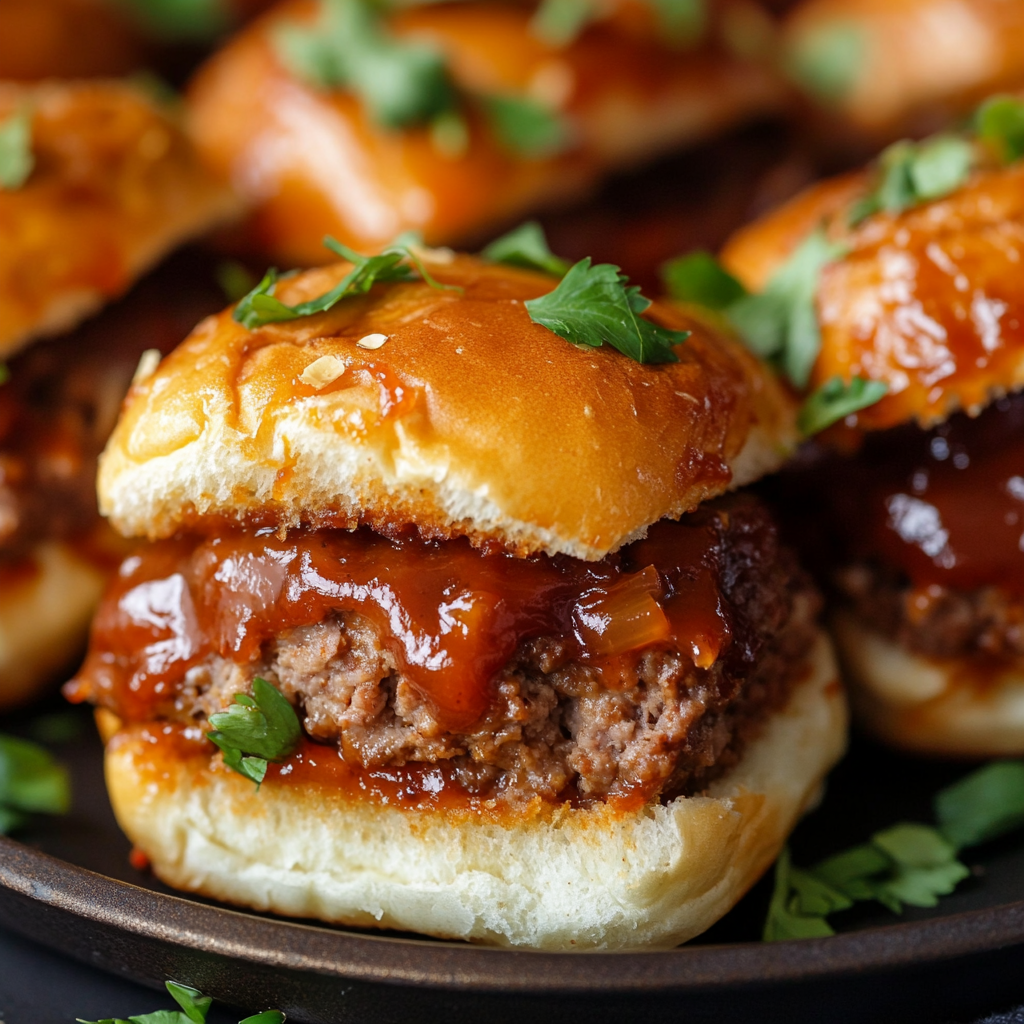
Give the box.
[4,835,1024,993]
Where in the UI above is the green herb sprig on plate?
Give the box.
[0,733,71,834]
[207,677,302,787]
[0,106,33,191]
[233,234,458,330]
[765,761,1024,940]
[78,979,285,1024]
[481,220,570,277]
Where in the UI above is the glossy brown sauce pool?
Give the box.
[69,520,731,731]
[815,394,1024,594]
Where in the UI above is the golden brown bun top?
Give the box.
[0,80,238,357]
[722,155,1024,431]
[99,253,798,559]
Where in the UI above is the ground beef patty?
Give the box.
[169,498,821,806]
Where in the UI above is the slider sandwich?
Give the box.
[668,93,1024,755]
[185,0,785,266]
[67,236,846,949]
[0,81,236,707]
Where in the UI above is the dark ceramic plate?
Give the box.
[2,700,1024,1024]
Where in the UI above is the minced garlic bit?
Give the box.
[299,354,347,389]
[132,349,162,386]
[356,333,389,350]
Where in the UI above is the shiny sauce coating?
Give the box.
[817,394,1024,594]
[68,520,730,731]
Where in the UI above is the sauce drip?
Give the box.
[814,394,1024,594]
[69,520,732,731]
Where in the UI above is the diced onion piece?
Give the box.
[573,565,671,657]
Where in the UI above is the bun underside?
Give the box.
[102,633,845,951]
[834,610,1024,756]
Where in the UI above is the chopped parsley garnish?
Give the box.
[207,677,301,787]
[276,0,455,129]
[764,760,1024,941]
[525,258,687,364]
[482,221,570,277]
[783,21,865,105]
[649,0,706,46]
[797,375,889,434]
[117,0,229,41]
[848,134,974,225]
[975,94,1024,164]
[233,235,456,330]
[78,979,285,1024]
[0,106,33,190]
[0,733,71,834]
[531,0,597,47]
[483,94,569,159]
[661,250,747,310]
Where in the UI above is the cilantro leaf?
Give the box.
[784,21,865,104]
[207,677,301,787]
[483,94,569,158]
[531,0,597,47]
[797,375,889,434]
[849,134,974,225]
[79,981,284,1024]
[0,106,33,190]
[975,95,1024,164]
[727,228,846,388]
[276,0,455,129]
[763,849,834,941]
[233,236,431,330]
[935,761,1024,850]
[524,258,687,364]
[0,733,71,833]
[661,250,747,310]
[482,221,570,277]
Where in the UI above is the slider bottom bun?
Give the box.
[101,633,845,951]
[834,611,1024,757]
[0,541,106,711]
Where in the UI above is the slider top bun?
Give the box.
[99,252,798,560]
[0,80,238,357]
[720,135,1024,431]
[186,0,783,266]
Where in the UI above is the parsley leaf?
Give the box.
[207,677,301,787]
[849,134,974,225]
[525,258,687,364]
[482,221,569,277]
[763,849,835,941]
[78,980,284,1024]
[483,94,569,158]
[935,760,1024,850]
[276,0,455,129]
[975,95,1024,164]
[217,261,258,303]
[117,0,228,41]
[531,0,597,47]
[0,733,71,834]
[797,375,889,434]
[661,250,747,310]
[650,0,706,45]
[233,235,455,330]
[784,21,865,104]
[728,227,846,388]
[0,106,33,190]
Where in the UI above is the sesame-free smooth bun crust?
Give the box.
[834,611,1024,756]
[99,254,797,559]
[102,633,845,950]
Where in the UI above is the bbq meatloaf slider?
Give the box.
[0,80,236,708]
[67,242,846,949]
[691,93,1024,756]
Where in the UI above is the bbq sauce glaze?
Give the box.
[67,515,732,733]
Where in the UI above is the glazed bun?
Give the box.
[0,542,106,712]
[0,81,238,357]
[101,633,844,951]
[833,612,1024,756]
[98,254,798,560]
